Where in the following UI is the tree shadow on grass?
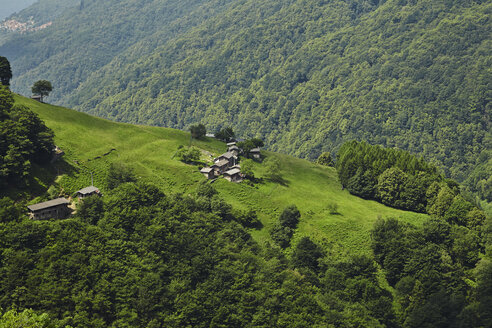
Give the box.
[267,175,290,187]
[1,158,78,201]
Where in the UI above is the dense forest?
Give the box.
[0,85,54,190]
[1,0,489,205]
[0,86,491,327]
[1,172,490,327]
[1,0,236,103]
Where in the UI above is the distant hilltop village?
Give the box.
[0,17,52,33]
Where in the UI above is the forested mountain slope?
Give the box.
[1,0,237,103]
[2,0,490,189]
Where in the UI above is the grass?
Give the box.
[16,94,428,255]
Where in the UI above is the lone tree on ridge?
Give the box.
[32,80,53,102]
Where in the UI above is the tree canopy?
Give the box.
[189,123,206,139]
[215,127,234,142]
[0,56,12,86]
[31,80,53,101]
[0,85,54,190]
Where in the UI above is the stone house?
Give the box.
[223,168,242,182]
[76,186,101,199]
[27,198,70,220]
[250,148,261,159]
[228,145,240,156]
[211,159,230,174]
[215,152,237,167]
[200,167,215,179]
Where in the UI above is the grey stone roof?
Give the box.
[27,198,70,212]
[214,159,230,167]
[226,142,236,147]
[219,152,235,159]
[250,148,261,153]
[77,186,99,195]
[228,145,239,150]
[224,168,241,176]
[200,167,213,173]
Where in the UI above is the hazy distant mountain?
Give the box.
[0,0,37,20]
[1,0,490,192]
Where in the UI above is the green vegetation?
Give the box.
[270,205,300,248]
[31,79,53,102]
[106,163,136,190]
[316,152,334,167]
[1,1,488,203]
[189,123,206,139]
[238,138,264,158]
[2,0,235,104]
[0,56,12,86]
[337,140,440,212]
[215,126,235,142]
[11,93,428,254]
[0,85,54,191]
[0,308,56,328]
[0,93,488,327]
[0,181,405,327]
[0,0,37,20]
[175,146,201,163]
[371,215,488,327]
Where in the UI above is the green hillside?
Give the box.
[2,0,489,193]
[15,94,427,254]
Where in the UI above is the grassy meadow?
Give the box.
[16,94,428,254]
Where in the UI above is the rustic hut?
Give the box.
[223,168,242,182]
[249,148,261,159]
[200,167,215,179]
[76,186,101,199]
[211,159,230,174]
[215,152,237,167]
[27,198,70,220]
[228,145,240,156]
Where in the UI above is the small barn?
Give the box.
[226,141,237,147]
[31,95,43,102]
[27,198,70,220]
[215,152,237,167]
[228,145,240,156]
[250,148,261,159]
[200,167,215,180]
[223,168,242,182]
[76,186,101,199]
[212,159,230,174]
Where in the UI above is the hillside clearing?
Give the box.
[16,95,428,254]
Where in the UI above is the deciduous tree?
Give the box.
[31,80,53,102]
[0,56,12,86]
[189,123,206,139]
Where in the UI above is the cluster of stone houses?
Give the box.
[200,141,261,183]
[27,186,100,220]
